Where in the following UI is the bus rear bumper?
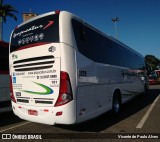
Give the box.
[11,100,76,125]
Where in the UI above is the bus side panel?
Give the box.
[77,86,96,123]
[94,64,123,116]
[60,43,77,124]
[95,84,111,116]
[76,52,97,123]
[137,76,145,93]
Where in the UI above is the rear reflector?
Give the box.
[56,111,63,116]
[44,109,49,112]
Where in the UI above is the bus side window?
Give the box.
[80,27,86,41]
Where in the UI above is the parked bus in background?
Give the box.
[0,41,11,113]
[149,70,160,84]
[155,70,160,77]
[9,11,148,125]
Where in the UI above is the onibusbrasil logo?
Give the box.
[21,82,53,95]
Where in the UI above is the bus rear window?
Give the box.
[10,14,59,52]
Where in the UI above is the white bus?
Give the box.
[9,11,148,125]
[0,41,11,113]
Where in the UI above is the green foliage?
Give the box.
[145,55,160,71]
[0,0,18,40]
[0,0,18,22]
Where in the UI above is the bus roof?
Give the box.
[15,10,143,58]
[17,11,57,28]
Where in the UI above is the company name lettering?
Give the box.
[16,72,25,76]
[28,70,56,75]
[13,25,43,38]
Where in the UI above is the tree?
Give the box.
[0,0,18,40]
[145,55,160,71]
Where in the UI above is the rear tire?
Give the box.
[112,92,121,114]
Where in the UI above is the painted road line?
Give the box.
[136,95,160,129]
[0,121,31,133]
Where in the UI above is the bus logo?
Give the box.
[43,21,54,29]
[21,82,53,95]
[48,46,56,52]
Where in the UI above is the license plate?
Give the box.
[28,110,38,116]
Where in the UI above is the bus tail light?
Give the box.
[10,76,16,103]
[54,71,73,107]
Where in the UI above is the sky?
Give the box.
[2,0,160,58]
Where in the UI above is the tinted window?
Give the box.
[72,19,145,69]
[10,14,59,52]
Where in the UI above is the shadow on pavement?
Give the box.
[0,111,23,127]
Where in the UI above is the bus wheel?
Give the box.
[112,92,121,114]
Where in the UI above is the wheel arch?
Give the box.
[112,88,122,105]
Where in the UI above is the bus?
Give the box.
[9,11,148,125]
[155,70,160,77]
[0,41,11,113]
